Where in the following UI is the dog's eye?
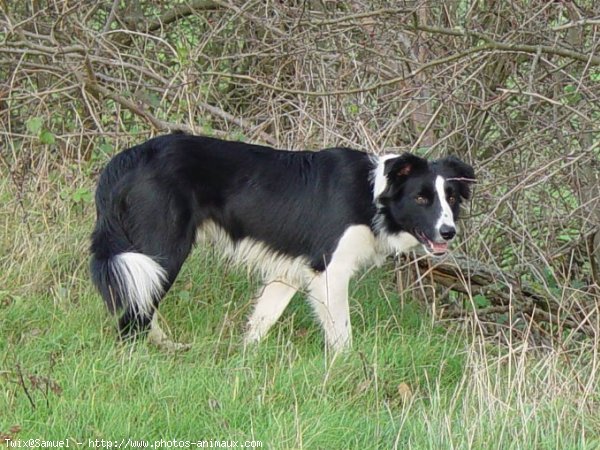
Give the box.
[415,195,429,205]
[447,195,457,206]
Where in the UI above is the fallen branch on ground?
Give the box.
[401,250,599,340]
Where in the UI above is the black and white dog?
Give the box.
[90,134,474,351]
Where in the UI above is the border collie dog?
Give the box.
[90,134,474,351]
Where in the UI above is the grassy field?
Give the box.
[1,174,599,450]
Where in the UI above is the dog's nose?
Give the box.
[440,225,456,241]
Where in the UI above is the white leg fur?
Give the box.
[308,272,351,352]
[308,225,377,352]
[147,315,192,352]
[244,281,297,345]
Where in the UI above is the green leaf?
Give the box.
[202,121,214,136]
[497,313,509,324]
[563,85,582,105]
[230,131,246,142]
[136,90,161,108]
[473,294,491,308]
[26,117,43,134]
[217,81,229,93]
[99,143,112,154]
[39,129,56,145]
[147,92,161,108]
[544,267,558,289]
[72,188,92,203]
[347,103,359,116]
[176,43,189,61]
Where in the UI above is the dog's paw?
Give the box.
[147,319,191,352]
[148,333,192,352]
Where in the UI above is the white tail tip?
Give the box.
[112,252,167,318]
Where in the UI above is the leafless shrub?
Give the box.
[1,0,598,346]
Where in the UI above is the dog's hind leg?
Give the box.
[136,243,195,352]
[111,252,190,351]
[244,281,297,346]
[91,164,201,349]
[113,197,197,348]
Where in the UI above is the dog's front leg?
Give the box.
[307,273,352,352]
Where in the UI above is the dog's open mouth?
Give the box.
[415,229,448,256]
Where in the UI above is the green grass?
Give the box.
[1,177,599,449]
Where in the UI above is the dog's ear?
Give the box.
[384,153,428,179]
[437,156,476,200]
[377,153,428,203]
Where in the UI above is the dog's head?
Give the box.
[376,153,475,256]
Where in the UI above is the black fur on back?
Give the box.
[90,134,378,336]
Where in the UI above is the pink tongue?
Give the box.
[431,242,448,253]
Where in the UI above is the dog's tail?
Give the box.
[90,143,167,337]
[90,242,167,336]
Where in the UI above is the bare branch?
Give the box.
[126,0,220,33]
[413,23,600,65]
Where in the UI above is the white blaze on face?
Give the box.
[434,175,455,236]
